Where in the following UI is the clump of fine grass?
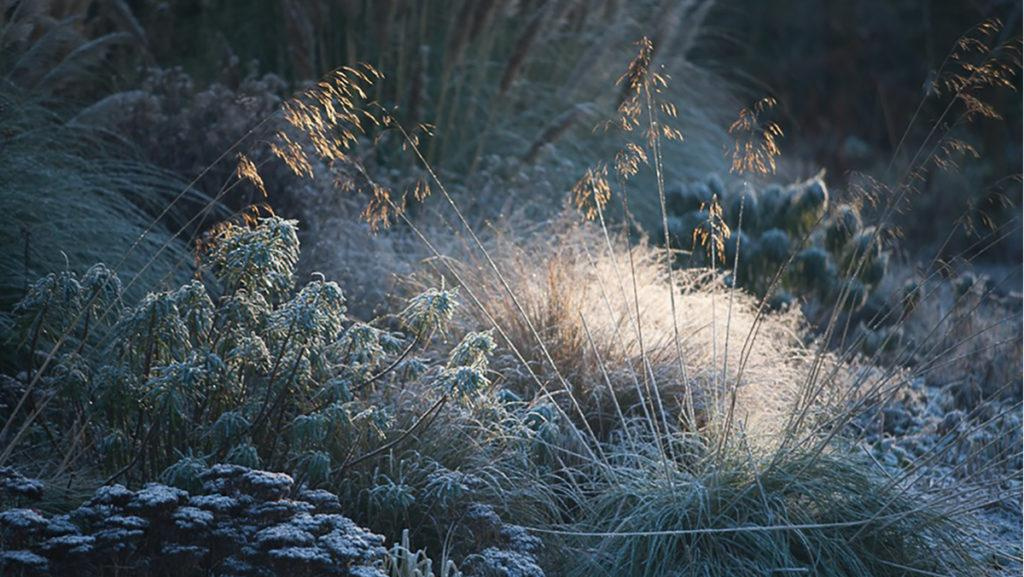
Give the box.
[396,210,1006,576]
[375,29,1019,576]
[432,215,829,445]
[0,86,207,313]
[559,441,980,577]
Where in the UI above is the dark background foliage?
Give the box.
[103,0,1022,264]
[695,0,1021,261]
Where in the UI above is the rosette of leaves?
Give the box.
[1,217,463,487]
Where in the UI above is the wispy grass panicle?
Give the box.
[253,62,441,233]
[728,97,783,177]
[692,195,731,265]
[272,63,384,178]
[890,19,1020,187]
[235,154,268,199]
[938,19,1021,113]
[610,37,684,145]
[571,164,613,221]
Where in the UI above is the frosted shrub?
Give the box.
[2,217,470,486]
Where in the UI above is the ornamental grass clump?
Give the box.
[0,87,204,314]
[558,442,978,577]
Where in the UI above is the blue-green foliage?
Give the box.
[440,331,496,401]
[666,174,889,312]
[2,217,479,487]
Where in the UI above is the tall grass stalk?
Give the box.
[2,15,1018,575]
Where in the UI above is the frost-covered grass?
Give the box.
[0,87,210,314]
[0,6,1020,577]
[1,207,1007,576]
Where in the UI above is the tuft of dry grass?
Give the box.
[427,215,842,446]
